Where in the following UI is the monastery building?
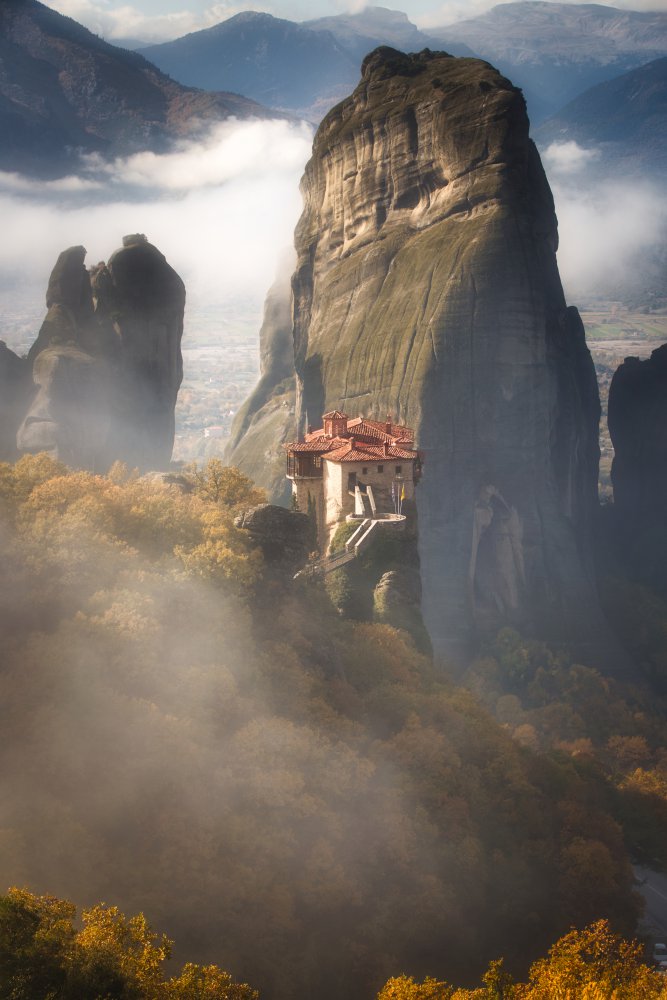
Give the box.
[286,411,422,548]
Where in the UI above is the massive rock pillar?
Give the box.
[290,47,605,662]
[608,344,667,594]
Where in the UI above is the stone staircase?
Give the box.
[294,517,381,579]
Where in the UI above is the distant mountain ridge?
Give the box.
[535,56,667,177]
[0,0,279,178]
[428,1,667,121]
[140,12,359,120]
[139,3,667,125]
[139,7,471,121]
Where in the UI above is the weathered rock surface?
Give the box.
[102,234,185,470]
[17,345,115,470]
[373,565,430,649]
[0,342,33,462]
[15,236,184,471]
[225,253,296,504]
[287,47,605,662]
[608,344,667,591]
[234,503,311,573]
[27,247,102,366]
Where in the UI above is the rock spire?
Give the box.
[233,47,609,662]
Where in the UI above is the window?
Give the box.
[362,467,368,475]
[378,465,384,473]
[395,465,402,473]
[313,456,321,468]
[348,472,357,490]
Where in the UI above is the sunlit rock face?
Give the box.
[608,344,667,593]
[16,236,184,472]
[225,252,296,504]
[291,47,604,662]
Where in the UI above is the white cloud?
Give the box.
[0,119,313,346]
[0,172,103,194]
[81,118,312,191]
[415,0,495,30]
[543,140,600,177]
[552,175,667,301]
[46,0,267,43]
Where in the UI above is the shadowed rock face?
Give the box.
[234,503,311,573]
[608,344,667,592]
[15,236,184,471]
[103,234,185,470]
[0,342,33,462]
[289,47,604,661]
[17,345,115,469]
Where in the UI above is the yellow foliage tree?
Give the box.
[378,922,667,1000]
[188,460,267,511]
[0,887,258,1000]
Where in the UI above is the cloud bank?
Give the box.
[542,141,667,303]
[0,119,313,349]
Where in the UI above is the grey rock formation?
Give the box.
[17,345,115,470]
[608,344,667,592]
[286,48,604,663]
[373,565,430,649]
[14,236,184,472]
[225,252,296,504]
[234,503,311,573]
[102,234,185,470]
[0,342,33,462]
[27,246,95,366]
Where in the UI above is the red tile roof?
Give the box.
[286,414,419,464]
[287,437,348,453]
[324,441,418,463]
[322,410,348,420]
[347,417,413,442]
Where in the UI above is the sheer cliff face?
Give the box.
[608,344,667,593]
[292,48,603,660]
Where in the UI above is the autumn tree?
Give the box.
[0,888,258,1000]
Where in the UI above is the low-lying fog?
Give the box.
[0,118,313,353]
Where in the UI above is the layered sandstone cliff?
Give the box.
[236,47,608,661]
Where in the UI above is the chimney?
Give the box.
[385,413,392,434]
[383,441,389,456]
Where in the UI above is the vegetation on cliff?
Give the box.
[1,455,665,999]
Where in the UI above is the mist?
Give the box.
[541,140,667,304]
[0,118,313,354]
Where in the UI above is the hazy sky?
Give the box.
[46,0,667,42]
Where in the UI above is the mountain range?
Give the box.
[138,7,473,121]
[138,2,667,124]
[535,55,667,178]
[3,0,667,177]
[428,1,667,121]
[0,0,278,178]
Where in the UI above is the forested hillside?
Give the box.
[1,456,666,998]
